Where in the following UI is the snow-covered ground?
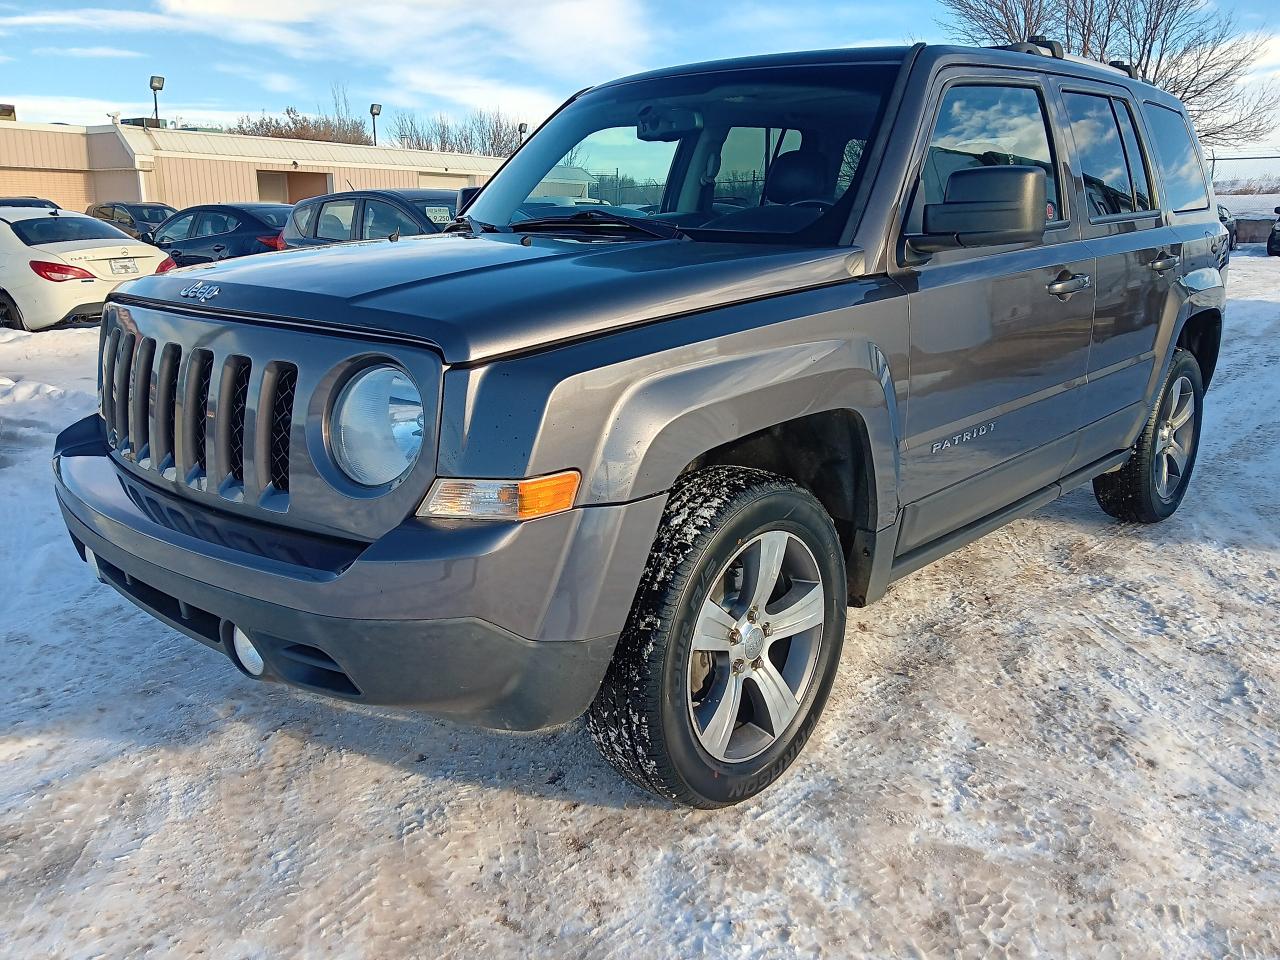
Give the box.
[2,250,1279,959]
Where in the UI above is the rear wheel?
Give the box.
[0,292,26,331]
[588,466,846,808]
[1093,348,1203,523]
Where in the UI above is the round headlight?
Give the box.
[330,365,424,486]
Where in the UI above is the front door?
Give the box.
[896,74,1096,554]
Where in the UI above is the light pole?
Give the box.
[369,102,381,146]
[149,75,164,123]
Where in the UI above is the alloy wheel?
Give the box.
[687,530,825,763]
[1153,374,1196,500]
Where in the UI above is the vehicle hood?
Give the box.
[113,232,863,364]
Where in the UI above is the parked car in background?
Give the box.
[0,197,59,209]
[145,203,292,267]
[282,189,457,248]
[1217,203,1237,250]
[0,207,166,330]
[1269,206,1280,257]
[86,202,178,239]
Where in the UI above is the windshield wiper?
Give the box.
[443,214,508,234]
[512,209,688,241]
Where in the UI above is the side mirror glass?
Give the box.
[139,231,156,245]
[457,186,482,212]
[910,166,1047,253]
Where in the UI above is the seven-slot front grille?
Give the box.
[101,333,296,506]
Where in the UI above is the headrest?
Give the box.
[765,149,829,205]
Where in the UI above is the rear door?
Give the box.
[1054,81,1173,470]
[185,210,242,264]
[896,71,1096,554]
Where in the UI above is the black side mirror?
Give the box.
[139,231,156,245]
[1274,206,1280,215]
[457,186,482,212]
[910,166,1047,253]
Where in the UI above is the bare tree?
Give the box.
[226,83,372,145]
[392,109,524,156]
[936,0,1277,146]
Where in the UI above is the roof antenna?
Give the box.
[345,178,355,191]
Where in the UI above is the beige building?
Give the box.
[0,120,589,210]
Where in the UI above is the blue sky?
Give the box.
[0,0,1275,146]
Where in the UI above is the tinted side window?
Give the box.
[316,200,356,240]
[1141,104,1209,212]
[914,84,1061,232]
[1113,101,1153,211]
[289,203,317,237]
[194,211,240,237]
[360,199,422,239]
[155,213,195,243]
[1063,92,1134,218]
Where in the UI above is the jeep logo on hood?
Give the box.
[179,280,220,302]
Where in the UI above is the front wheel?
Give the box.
[588,466,846,808]
[1093,347,1203,523]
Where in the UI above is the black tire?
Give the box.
[0,292,26,331]
[588,466,846,808]
[1093,348,1203,523]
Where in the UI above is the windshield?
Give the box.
[132,205,176,224]
[10,215,131,246]
[466,61,900,243]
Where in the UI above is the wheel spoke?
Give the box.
[693,598,737,652]
[1167,439,1188,473]
[1158,453,1171,496]
[1169,393,1193,429]
[764,580,823,641]
[743,530,788,614]
[700,673,744,758]
[748,661,800,736]
[1164,377,1182,422]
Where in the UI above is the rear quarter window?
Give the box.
[288,204,317,237]
[1141,103,1210,213]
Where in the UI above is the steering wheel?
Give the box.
[791,199,834,210]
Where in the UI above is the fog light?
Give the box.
[232,627,265,676]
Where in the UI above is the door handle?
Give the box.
[1046,273,1092,298]
[212,244,226,253]
[1150,254,1180,272]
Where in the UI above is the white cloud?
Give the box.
[214,63,302,94]
[0,94,250,126]
[0,0,653,125]
[33,45,144,58]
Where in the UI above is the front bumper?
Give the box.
[54,415,665,730]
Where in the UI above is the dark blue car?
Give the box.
[281,189,458,249]
[145,203,292,267]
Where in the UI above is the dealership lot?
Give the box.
[1,248,1278,957]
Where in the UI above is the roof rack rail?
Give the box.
[1028,35,1066,59]
[1108,60,1140,79]
[993,37,1065,59]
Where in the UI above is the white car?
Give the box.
[0,206,169,331]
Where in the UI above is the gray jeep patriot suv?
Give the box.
[53,41,1226,807]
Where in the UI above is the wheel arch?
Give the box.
[1175,307,1222,387]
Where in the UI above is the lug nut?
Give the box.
[747,607,757,623]
[729,627,741,644]
[752,657,764,670]
[762,622,772,637]
[732,659,746,674]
